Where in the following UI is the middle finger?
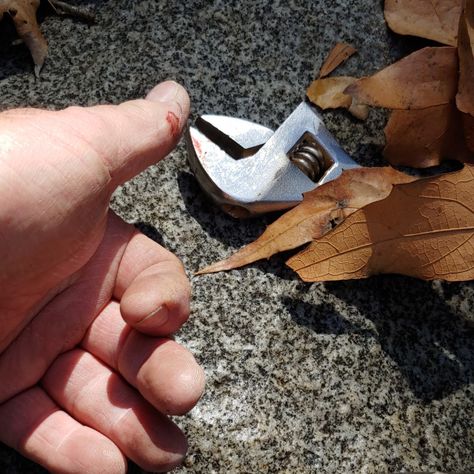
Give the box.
[81,300,205,415]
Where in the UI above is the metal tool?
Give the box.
[186,100,359,218]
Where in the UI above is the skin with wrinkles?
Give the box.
[0,81,205,473]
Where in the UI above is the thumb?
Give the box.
[61,81,190,188]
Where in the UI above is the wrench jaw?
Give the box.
[186,101,360,218]
[186,114,277,218]
[185,129,253,218]
[186,126,303,218]
[185,127,235,214]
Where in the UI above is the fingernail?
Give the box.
[146,81,190,125]
[146,81,179,103]
[137,305,169,328]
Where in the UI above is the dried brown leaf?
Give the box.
[384,0,462,46]
[319,43,357,78]
[287,165,474,282]
[384,103,474,167]
[306,77,369,120]
[456,0,474,115]
[197,167,415,274]
[345,47,458,109]
[0,0,47,76]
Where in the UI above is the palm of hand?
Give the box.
[0,83,205,473]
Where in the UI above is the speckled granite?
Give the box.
[1,1,473,473]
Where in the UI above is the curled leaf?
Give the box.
[0,0,47,76]
[383,103,474,167]
[197,167,414,274]
[0,0,94,75]
[287,165,474,282]
[384,0,462,46]
[306,77,369,120]
[319,42,357,78]
[345,47,458,109]
[456,0,474,116]
[308,77,354,109]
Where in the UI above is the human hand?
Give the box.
[0,81,205,473]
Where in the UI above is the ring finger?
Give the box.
[41,348,188,472]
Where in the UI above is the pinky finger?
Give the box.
[0,386,127,474]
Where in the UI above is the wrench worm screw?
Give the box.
[290,143,326,182]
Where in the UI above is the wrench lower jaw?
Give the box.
[221,204,252,219]
[220,198,302,219]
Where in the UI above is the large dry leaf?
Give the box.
[319,43,357,78]
[345,47,458,109]
[384,0,462,46]
[307,77,369,120]
[198,167,415,274]
[384,103,474,167]
[456,0,474,115]
[287,165,474,282]
[0,0,47,76]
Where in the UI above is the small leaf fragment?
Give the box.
[287,165,474,282]
[348,100,370,121]
[306,77,369,120]
[383,103,474,167]
[319,42,357,78]
[384,0,462,46]
[197,167,414,274]
[345,47,458,109]
[456,0,474,116]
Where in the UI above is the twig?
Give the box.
[47,0,95,23]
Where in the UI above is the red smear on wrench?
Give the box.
[192,137,202,156]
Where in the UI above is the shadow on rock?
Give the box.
[133,221,165,248]
[177,171,277,247]
[0,17,31,80]
[179,171,308,280]
[282,296,376,338]
[284,276,474,402]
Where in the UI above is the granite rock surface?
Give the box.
[0,1,473,473]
